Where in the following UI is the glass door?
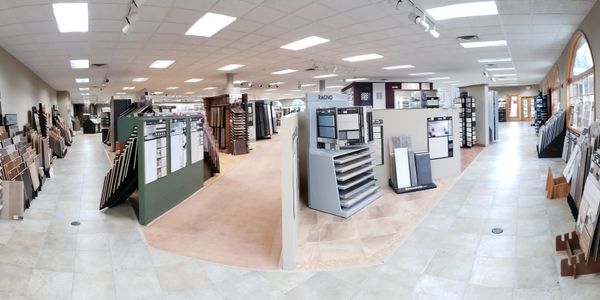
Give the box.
[520,96,535,121]
[508,95,520,121]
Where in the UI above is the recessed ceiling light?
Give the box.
[116,92,126,95]
[203,87,217,90]
[272,69,298,75]
[81,93,89,96]
[185,78,203,83]
[70,59,89,69]
[383,65,415,70]
[498,78,518,81]
[240,88,250,91]
[409,72,435,76]
[218,64,244,71]
[75,78,89,83]
[301,84,316,87]
[290,89,302,92]
[281,36,330,51]
[345,78,368,82]
[150,60,175,68]
[327,85,345,89]
[123,87,135,90]
[428,77,450,80]
[79,87,89,91]
[265,89,276,92]
[185,92,196,94]
[495,74,517,77]
[342,53,383,62]
[152,91,164,95]
[427,1,498,21]
[166,87,179,90]
[52,3,88,33]
[461,40,507,48]
[269,82,285,85]
[313,74,337,79]
[478,58,512,63]
[185,12,237,37]
[233,80,247,84]
[487,67,516,71]
[132,77,149,82]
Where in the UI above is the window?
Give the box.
[568,32,595,131]
[551,65,561,114]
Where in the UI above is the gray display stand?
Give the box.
[306,93,382,218]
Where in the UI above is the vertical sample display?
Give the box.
[427,116,454,159]
[190,116,204,164]
[170,118,187,173]
[371,119,384,165]
[144,120,167,184]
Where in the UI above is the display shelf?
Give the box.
[335,156,375,173]
[458,95,477,148]
[534,94,550,134]
[337,172,375,190]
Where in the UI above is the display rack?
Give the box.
[537,109,566,158]
[458,95,477,148]
[534,94,550,134]
[254,100,274,139]
[388,136,436,194]
[498,98,507,122]
[229,96,249,155]
[100,127,138,209]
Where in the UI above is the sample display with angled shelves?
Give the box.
[537,109,566,158]
[458,94,477,148]
[534,94,550,134]
[204,94,250,155]
[229,102,249,155]
[498,98,507,122]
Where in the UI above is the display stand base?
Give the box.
[389,179,437,194]
[556,231,600,278]
[567,194,578,220]
[537,128,566,158]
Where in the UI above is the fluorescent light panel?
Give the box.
[185,12,237,37]
[150,60,175,68]
[383,65,415,70]
[132,77,149,82]
[185,92,196,94]
[185,78,203,83]
[218,64,244,71]
[427,1,498,21]
[166,87,179,90]
[52,3,88,33]
[81,93,89,96]
[281,36,330,51]
[478,58,512,63]
[116,92,126,95]
[313,74,337,79]
[461,40,507,48]
[203,87,217,90]
[495,74,517,77]
[272,69,298,75]
[327,85,345,89]
[428,77,450,80]
[270,82,284,85]
[301,84,316,87]
[409,72,435,76]
[70,59,88,69]
[342,53,383,62]
[75,78,89,83]
[345,78,368,82]
[487,67,516,71]
[78,87,89,91]
[499,78,518,81]
[123,87,135,90]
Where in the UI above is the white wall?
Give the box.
[56,91,72,127]
[0,46,57,128]
[460,84,490,146]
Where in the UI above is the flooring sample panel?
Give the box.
[394,148,412,189]
[170,119,187,173]
[415,152,434,185]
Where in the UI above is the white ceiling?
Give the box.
[0,0,596,103]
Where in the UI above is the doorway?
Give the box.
[507,95,535,121]
[520,96,535,121]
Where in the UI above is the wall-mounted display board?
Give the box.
[143,119,167,184]
[190,116,204,164]
[117,115,204,225]
[427,116,454,160]
[170,118,187,173]
[371,119,384,166]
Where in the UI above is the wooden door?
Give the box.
[507,95,520,121]
[520,96,535,121]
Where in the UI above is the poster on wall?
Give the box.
[427,116,454,160]
[170,118,187,173]
[190,116,204,164]
[144,120,167,184]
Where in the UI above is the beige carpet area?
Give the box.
[142,136,282,269]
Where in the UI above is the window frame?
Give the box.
[551,64,560,115]
[567,31,596,133]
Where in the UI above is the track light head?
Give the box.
[430,27,440,38]
[127,11,140,24]
[122,23,132,35]
[408,12,421,24]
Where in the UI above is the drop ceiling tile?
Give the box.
[173,0,217,10]
[161,8,203,25]
[12,4,53,23]
[22,21,57,34]
[89,3,129,20]
[131,21,161,33]
[0,24,26,37]
[243,6,287,24]
[139,6,170,21]
[501,14,532,25]
[226,19,263,33]
[211,0,257,17]
[156,22,189,34]
[90,20,124,32]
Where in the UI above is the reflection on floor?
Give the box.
[142,136,282,269]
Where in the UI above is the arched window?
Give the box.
[568,32,595,131]
[551,65,561,114]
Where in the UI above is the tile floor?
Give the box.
[0,122,598,299]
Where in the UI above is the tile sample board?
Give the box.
[427,116,454,159]
[144,120,167,184]
[170,119,187,173]
[190,116,204,164]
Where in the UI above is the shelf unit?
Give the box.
[459,96,477,148]
[534,94,549,134]
[229,104,249,155]
[498,99,507,122]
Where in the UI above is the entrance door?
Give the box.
[507,95,520,121]
[520,96,535,121]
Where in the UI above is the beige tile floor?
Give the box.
[0,122,598,299]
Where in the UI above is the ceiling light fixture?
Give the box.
[116,92,127,95]
[218,64,244,71]
[478,58,512,63]
[272,69,298,75]
[75,78,89,83]
[79,87,89,91]
[427,77,450,80]
[52,3,88,33]
[383,65,415,70]
[185,78,203,83]
[281,36,330,51]
[185,92,195,94]
[70,59,89,69]
[81,93,90,96]
[345,78,368,82]
[327,85,345,89]
[427,1,498,21]
[495,74,517,77]
[301,84,316,87]
[150,60,175,68]
[461,40,507,48]
[498,78,518,81]
[203,87,217,90]
[342,53,383,62]
[487,67,516,71]
[132,77,149,82]
[409,72,435,76]
[313,74,337,79]
[429,27,440,38]
[166,87,179,90]
[123,86,136,90]
[270,82,284,85]
[185,12,237,37]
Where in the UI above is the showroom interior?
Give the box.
[0,0,600,299]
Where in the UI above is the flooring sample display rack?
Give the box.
[537,109,566,158]
[116,115,205,225]
[99,127,138,210]
[534,94,550,135]
[458,95,477,148]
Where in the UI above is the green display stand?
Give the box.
[118,115,204,225]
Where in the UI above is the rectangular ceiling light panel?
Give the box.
[427,1,498,21]
[313,74,337,79]
[383,65,415,70]
[478,58,512,63]
[75,78,89,83]
[428,77,450,80]
[461,40,507,48]
[132,77,149,82]
[488,67,515,71]
[150,60,175,68]
[409,72,435,76]
[185,78,203,83]
[272,69,298,75]
[345,78,368,82]
[186,13,237,37]
[53,3,88,32]
[218,64,244,71]
[343,53,383,62]
[70,59,89,69]
[123,87,136,90]
[166,87,179,90]
[281,36,330,51]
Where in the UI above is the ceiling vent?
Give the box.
[456,35,480,42]
[91,63,107,68]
